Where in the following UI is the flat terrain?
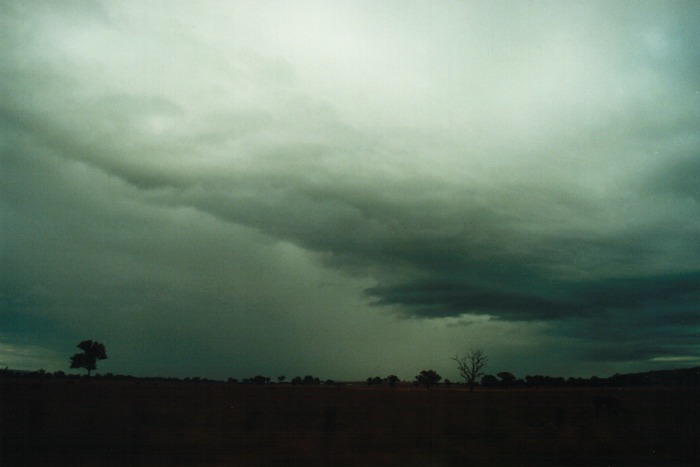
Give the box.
[2,379,699,466]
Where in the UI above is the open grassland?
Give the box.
[2,379,699,466]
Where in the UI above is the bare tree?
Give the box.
[452,349,487,392]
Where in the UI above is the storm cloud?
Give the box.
[2,0,699,379]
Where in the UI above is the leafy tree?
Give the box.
[452,349,487,392]
[367,376,383,386]
[481,374,499,388]
[525,375,565,387]
[387,375,400,387]
[243,375,270,385]
[302,375,321,385]
[277,375,286,383]
[415,369,442,388]
[70,340,107,376]
[289,375,322,385]
[497,371,516,388]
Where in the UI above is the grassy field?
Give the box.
[2,378,699,466]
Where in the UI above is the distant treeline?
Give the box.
[3,366,700,388]
[479,367,700,388]
[0,368,337,386]
[0,368,220,383]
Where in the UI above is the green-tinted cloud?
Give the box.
[2,0,699,379]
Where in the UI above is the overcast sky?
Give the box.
[2,0,699,381]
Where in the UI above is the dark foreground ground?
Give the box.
[1,379,699,466]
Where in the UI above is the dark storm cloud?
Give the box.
[366,281,575,320]
[2,0,700,377]
[654,153,700,200]
[366,271,700,321]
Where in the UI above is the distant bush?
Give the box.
[243,375,271,385]
[481,374,498,388]
[367,376,383,386]
[415,370,442,388]
[303,375,321,385]
[525,375,566,387]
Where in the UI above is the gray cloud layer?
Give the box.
[2,0,700,378]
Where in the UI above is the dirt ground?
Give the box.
[2,379,699,466]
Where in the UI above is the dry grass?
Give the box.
[2,379,699,466]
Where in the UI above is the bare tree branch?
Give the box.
[451,349,487,392]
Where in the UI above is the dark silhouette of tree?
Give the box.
[481,374,499,388]
[305,375,321,385]
[277,375,286,383]
[243,375,270,385]
[387,375,400,387]
[497,371,516,388]
[525,375,565,387]
[415,369,442,388]
[367,376,383,386]
[452,349,487,392]
[70,340,107,376]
